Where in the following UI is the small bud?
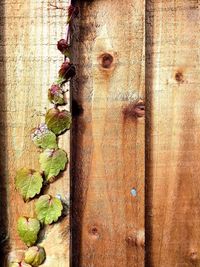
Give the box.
[57,39,70,57]
[58,62,76,81]
[24,246,46,266]
[48,84,65,105]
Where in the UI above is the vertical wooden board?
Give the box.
[146,1,200,266]
[0,0,8,263]
[1,1,70,266]
[72,0,145,266]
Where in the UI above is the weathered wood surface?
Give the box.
[72,0,145,266]
[146,1,200,266]
[2,0,200,266]
[1,1,70,266]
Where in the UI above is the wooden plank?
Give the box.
[71,0,145,266]
[1,1,70,266]
[146,1,200,266]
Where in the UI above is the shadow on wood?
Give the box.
[0,1,9,265]
[145,0,154,266]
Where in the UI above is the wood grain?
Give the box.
[1,1,70,266]
[71,0,145,266]
[146,1,200,266]
[3,0,199,266]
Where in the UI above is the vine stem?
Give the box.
[64,1,72,71]
[65,0,72,45]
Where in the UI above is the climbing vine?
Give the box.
[10,3,78,266]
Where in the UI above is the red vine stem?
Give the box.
[65,0,72,46]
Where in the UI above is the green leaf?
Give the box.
[48,84,65,105]
[9,262,32,267]
[39,148,68,182]
[9,263,19,267]
[15,168,43,201]
[17,217,40,247]
[24,246,46,266]
[31,123,58,149]
[35,194,63,225]
[45,108,71,135]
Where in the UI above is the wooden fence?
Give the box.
[0,0,200,266]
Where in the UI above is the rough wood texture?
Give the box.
[146,1,200,266]
[1,1,70,266]
[72,1,145,266]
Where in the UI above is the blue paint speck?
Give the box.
[131,188,137,197]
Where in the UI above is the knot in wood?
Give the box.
[123,100,145,119]
[100,53,113,69]
[134,102,145,117]
[89,226,100,240]
[189,249,198,262]
[175,71,184,83]
[126,230,145,248]
[135,230,145,248]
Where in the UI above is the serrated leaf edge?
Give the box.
[15,169,43,202]
[35,195,63,225]
[39,149,68,181]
